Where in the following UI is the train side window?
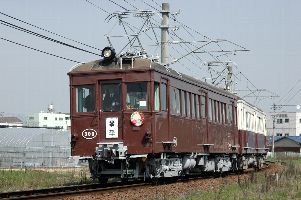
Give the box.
[228,104,233,126]
[208,99,212,121]
[76,85,95,112]
[246,111,249,129]
[126,82,148,110]
[234,106,237,126]
[161,82,167,111]
[181,91,186,116]
[154,82,160,111]
[211,99,214,121]
[224,103,229,124]
[201,96,206,118]
[187,92,191,118]
[221,103,225,124]
[211,100,216,122]
[217,102,220,123]
[176,89,180,114]
[215,101,218,123]
[171,87,180,115]
[196,95,200,120]
[191,94,195,119]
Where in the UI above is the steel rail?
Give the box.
[0,181,147,199]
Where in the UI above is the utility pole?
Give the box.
[270,103,300,158]
[161,3,169,65]
[272,103,276,158]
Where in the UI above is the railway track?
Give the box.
[0,164,273,200]
[0,181,148,199]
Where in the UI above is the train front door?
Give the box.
[98,80,123,141]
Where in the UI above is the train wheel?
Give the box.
[151,177,159,185]
[121,178,129,183]
[98,177,108,184]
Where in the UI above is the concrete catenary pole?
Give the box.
[161,3,169,65]
[226,63,233,92]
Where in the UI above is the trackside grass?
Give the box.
[0,167,91,192]
[156,159,301,200]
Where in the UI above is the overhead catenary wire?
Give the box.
[85,0,157,50]
[277,78,301,105]
[0,37,81,63]
[0,19,101,56]
[107,0,129,11]
[0,11,101,51]
[85,0,110,14]
[119,0,244,83]
[94,0,263,101]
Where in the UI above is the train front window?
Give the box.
[126,82,148,110]
[76,85,95,112]
[101,83,121,112]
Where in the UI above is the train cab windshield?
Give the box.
[126,82,148,110]
[75,81,149,113]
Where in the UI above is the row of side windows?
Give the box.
[154,82,207,119]
[208,98,236,126]
[171,88,206,120]
[155,82,235,126]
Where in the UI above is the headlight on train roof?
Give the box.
[101,47,116,60]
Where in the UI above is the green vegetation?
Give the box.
[161,158,301,200]
[0,168,91,192]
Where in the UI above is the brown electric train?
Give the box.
[68,47,268,182]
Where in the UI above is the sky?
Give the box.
[1,0,301,117]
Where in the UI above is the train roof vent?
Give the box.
[119,51,148,69]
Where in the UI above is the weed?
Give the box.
[0,167,92,192]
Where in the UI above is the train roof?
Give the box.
[237,99,266,116]
[68,57,237,99]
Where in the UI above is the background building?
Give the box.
[266,112,301,137]
[0,128,75,168]
[274,136,301,153]
[27,104,70,130]
[0,117,23,128]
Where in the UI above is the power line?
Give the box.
[122,0,139,10]
[278,78,301,104]
[107,0,129,11]
[84,0,110,14]
[0,19,100,56]
[0,37,81,63]
[0,11,101,51]
[85,0,157,51]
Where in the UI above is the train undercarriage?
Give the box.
[88,142,266,183]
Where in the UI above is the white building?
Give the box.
[27,104,70,130]
[266,112,301,137]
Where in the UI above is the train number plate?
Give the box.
[82,129,97,140]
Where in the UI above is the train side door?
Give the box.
[200,92,208,146]
[154,79,169,152]
[98,80,123,141]
[71,84,98,156]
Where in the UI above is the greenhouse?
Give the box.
[0,128,74,168]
